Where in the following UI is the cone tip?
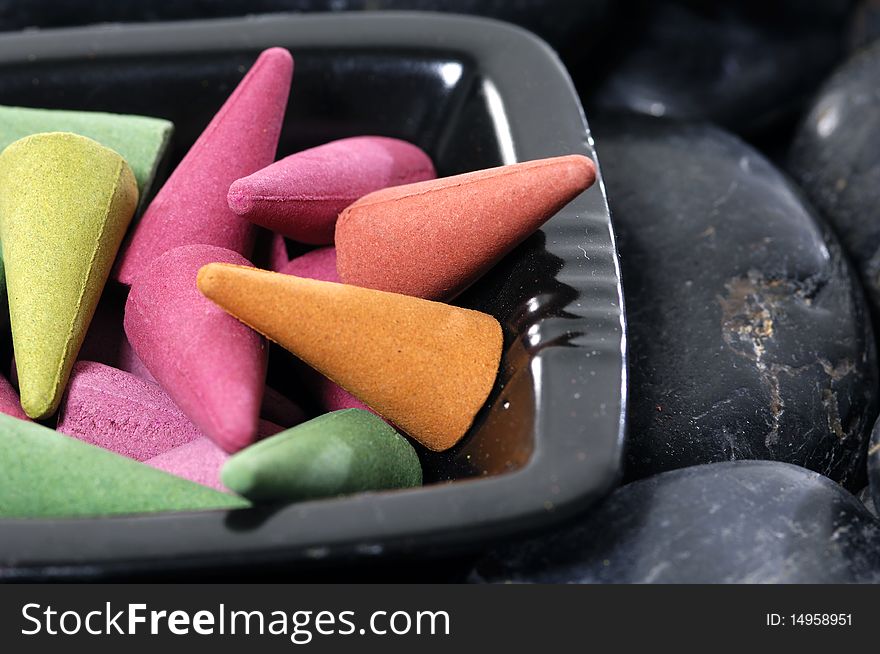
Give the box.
[21,388,57,420]
[221,455,256,495]
[197,262,257,298]
[196,262,226,298]
[559,154,597,189]
[212,419,261,454]
[258,46,294,73]
[227,178,254,216]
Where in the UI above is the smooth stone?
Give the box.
[472,461,880,584]
[850,1,880,51]
[124,245,268,453]
[598,117,877,488]
[0,132,138,419]
[788,40,880,316]
[867,414,880,513]
[0,412,249,517]
[0,104,172,199]
[586,1,851,134]
[115,47,293,285]
[222,409,422,502]
[197,264,502,452]
[858,485,877,518]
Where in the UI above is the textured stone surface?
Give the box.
[789,40,880,317]
[472,461,880,584]
[598,117,876,487]
[867,414,880,513]
[850,1,880,51]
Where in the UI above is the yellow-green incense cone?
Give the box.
[0,249,7,334]
[0,132,138,418]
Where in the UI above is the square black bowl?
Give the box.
[0,12,626,579]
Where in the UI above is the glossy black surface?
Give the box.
[584,0,853,135]
[0,0,613,56]
[789,40,880,319]
[472,461,880,583]
[597,116,876,488]
[0,13,625,578]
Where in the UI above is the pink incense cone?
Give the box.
[115,47,294,285]
[0,373,29,421]
[78,286,156,382]
[228,136,435,245]
[269,233,290,271]
[280,247,372,414]
[250,229,290,272]
[261,385,307,427]
[124,244,268,452]
[278,245,339,279]
[145,420,283,491]
[145,438,229,491]
[57,361,202,460]
[336,154,596,300]
[315,376,372,413]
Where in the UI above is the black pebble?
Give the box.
[472,461,880,584]
[789,40,880,317]
[866,415,880,513]
[584,0,851,135]
[598,116,876,488]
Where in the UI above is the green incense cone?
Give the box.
[0,105,172,200]
[0,132,138,418]
[222,409,423,502]
[0,413,249,517]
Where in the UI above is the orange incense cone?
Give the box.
[335,154,596,300]
[197,264,503,451]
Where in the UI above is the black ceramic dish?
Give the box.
[0,0,615,58]
[0,13,625,579]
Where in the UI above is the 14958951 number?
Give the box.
[790,614,851,626]
[766,613,852,627]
